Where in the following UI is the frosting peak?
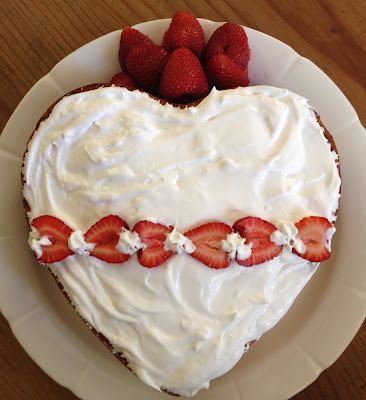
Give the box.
[68,230,95,255]
[164,229,196,254]
[325,226,336,252]
[221,232,252,260]
[117,228,145,255]
[270,222,306,254]
[28,226,52,258]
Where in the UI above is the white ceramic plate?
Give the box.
[0,18,365,400]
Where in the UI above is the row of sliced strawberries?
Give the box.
[30,215,333,268]
[110,11,250,104]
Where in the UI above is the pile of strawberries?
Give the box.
[111,11,250,104]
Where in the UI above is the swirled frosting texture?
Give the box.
[23,86,341,396]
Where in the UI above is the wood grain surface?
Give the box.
[0,1,365,399]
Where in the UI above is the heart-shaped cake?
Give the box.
[21,11,342,397]
[22,83,341,396]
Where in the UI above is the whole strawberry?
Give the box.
[163,11,205,58]
[126,44,169,93]
[110,72,137,90]
[205,54,248,90]
[119,27,153,69]
[205,22,250,70]
[159,48,209,103]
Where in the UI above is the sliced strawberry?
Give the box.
[31,215,74,263]
[39,243,74,264]
[88,243,130,264]
[162,11,205,58]
[126,43,169,93]
[184,222,232,269]
[159,48,209,103]
[85,215,130,264]
[119,27,153,69]
[205,22,250,69]
[233,217,281,267]
[294,216,333,262]
[133,220,174,268]
[110,72,137,90]
[205,54,249,89]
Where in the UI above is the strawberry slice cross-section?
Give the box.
[184,222,232,269]
[233,217,282,267]
[293,216,333,262]
[133,220,174,268]
[85,215,130,264]
[31,215,74,263]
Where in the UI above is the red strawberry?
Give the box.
[119,27,153,69]
[126,44,169,92]
[85,215,130,264]
[205,54,249,89]
[159,48,209,103]
[233,217,281,267]
[110,72,137,90]
[133,221,174,268]
[184,222,232,269]
[294,216,333,262]
[31,215,74,263]
[205,22,250,70]
[162,11,205,58]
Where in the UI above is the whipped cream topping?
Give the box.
[325,226,336,252]
[23,86,341,396]
[221,232,252,260]
[164,229,196,254]
[117,228,145,255]
[68,230,95,255]
[28,226,52,258]
[270,222,306,254]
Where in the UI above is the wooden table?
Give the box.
[0,1,365,399]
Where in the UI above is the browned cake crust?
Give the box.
[21,84,341,395]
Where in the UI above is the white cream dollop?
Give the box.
[28,226,52,258]
[221,232,252,260]
[270,222,306,254]
[23,86,341,396]
[164,228,196,254]
[325,226,336,252]
[116,228,145,255]
[68,230,95,255]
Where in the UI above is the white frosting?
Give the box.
[325,226,336,252]
[164,228,196,254]
[117,228,145,255]
[28,226,52,258]
[270,222,306,254]
[68,230,95,255]
[221,232,252,260]
[23,86,341,396]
